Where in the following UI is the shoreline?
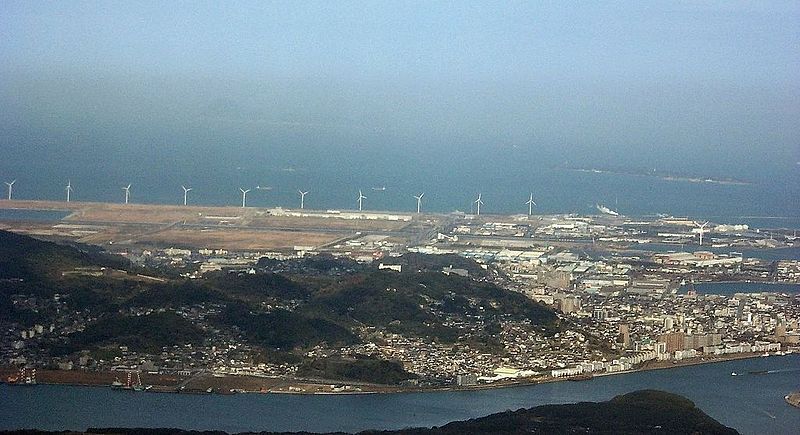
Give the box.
[2,352,791,396]
[3,198,799,224]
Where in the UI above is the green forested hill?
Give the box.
[0,229,129,280]
[1,230,558,385]
[400,390,739,435]
[57,312,206,354]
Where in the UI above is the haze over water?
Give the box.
[1,2,797,224]
[0,5,799,435]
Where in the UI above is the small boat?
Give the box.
[731,372,739,376]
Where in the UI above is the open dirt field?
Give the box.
[138,227,340,250]
[0,200,425,251]
[247,214,409,231]
[67,204,209,224]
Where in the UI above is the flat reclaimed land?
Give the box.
[0,200,417,251]
[140,228,338,250]
[0,368,186,390]
[1,352,784,396]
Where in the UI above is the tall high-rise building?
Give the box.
[657,331,686,353]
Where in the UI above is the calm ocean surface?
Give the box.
[680,282,800,295]
[4,152,798,228]
[1,354,798,434]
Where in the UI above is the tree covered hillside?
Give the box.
[1,230,559,385]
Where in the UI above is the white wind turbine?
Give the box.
[413,193,424,214]
[298,190,309,209]
[4,180,15,200]
[696,221,709,246]
[525,192,536,216]
[122,183,131,204]
[65,180,73,202]
[357,189,366,211]
[181,185,192,206]
[474,193,484,216]
[239,188,251,208]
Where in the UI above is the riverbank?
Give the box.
[0,368,186,392]
[5,355,799,435]
[636,352,775,372]
[2,351,791,396]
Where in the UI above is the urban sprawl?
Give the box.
[2,202,799,392]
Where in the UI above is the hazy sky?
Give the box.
[1,1,798,175]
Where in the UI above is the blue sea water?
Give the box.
[2,146,798,228]
[1,355,798,434]
[679,282,800,295]
[636,245,800,261]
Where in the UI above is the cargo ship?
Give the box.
[596,204,619,216]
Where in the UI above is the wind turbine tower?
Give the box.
[525,192,536,216]
[357,189,366,211]
[474,193,484,216]
[65,180,73,202]
[413,193,424,214]
[122,184,131,204]
[181,185,192,206]
[239,188,251,208]
[298,190,309,209]
[4,180,15,200]
[696,221,709,246]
